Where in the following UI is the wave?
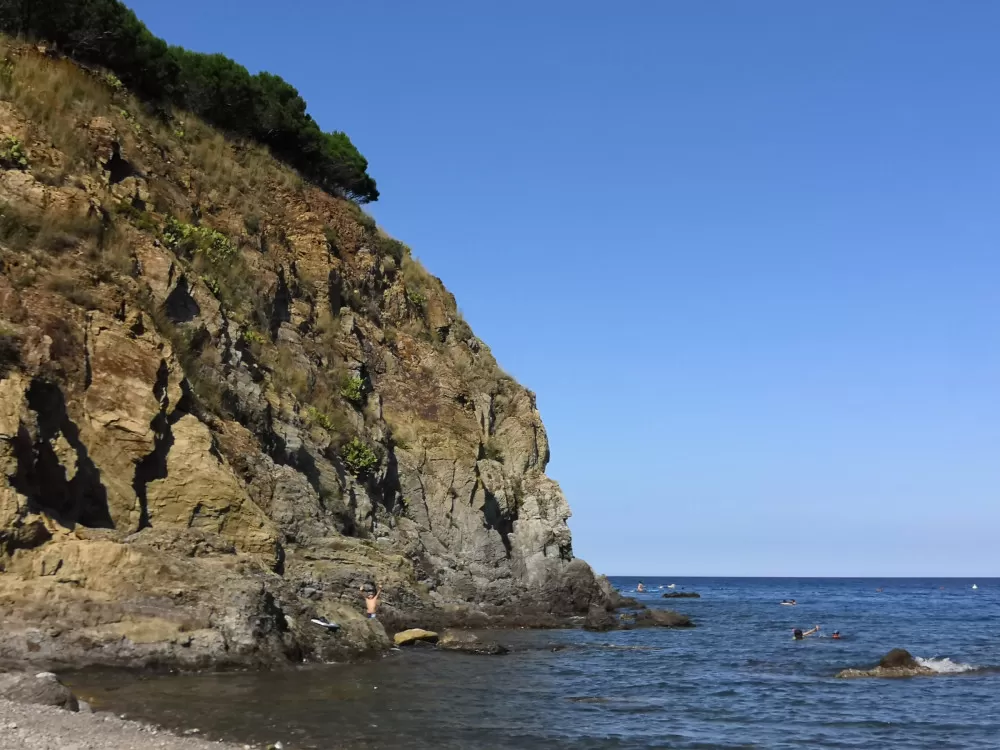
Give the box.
[915,657,978,674]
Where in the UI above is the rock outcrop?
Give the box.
[393,629,438,647]
[0,671,78,710]
[836,649,935,679]
[584,602,694,631]
[0,42,610,668]
[583,603,617,632]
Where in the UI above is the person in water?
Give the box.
[637,582,645,593]
[360,582,382,619]
[792,625,821,640]
[831,631,841,640]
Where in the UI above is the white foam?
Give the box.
[915,657,977,674]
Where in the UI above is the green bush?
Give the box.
[0,0,378,203]
[305,406,335,431]
[200,273,221,297]
[340,374,365,405]
[323,225,339,254]
[407,289,427,308]
[341,437,378,476]
[103,71,124,92]
[0,136,28,169]
[243,213,261,235]
[117,107,142,135]
[241,328,266,345]
[163,217,236,265]
[112,200,158,232]
[379,236,409,265]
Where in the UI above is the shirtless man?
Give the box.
[360,582,382,619]
[792,625,820,640]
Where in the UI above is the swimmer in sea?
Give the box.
[792,625,820,640]
[831,631,841,640]
[360,581,382,619]
[637,582,645,593]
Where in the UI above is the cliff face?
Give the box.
[0,43,606,668]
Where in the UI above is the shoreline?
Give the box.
[0,699,258,750]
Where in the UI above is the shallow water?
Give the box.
[65,577,1000,749]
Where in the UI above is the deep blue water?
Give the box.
[66,577,1000,749]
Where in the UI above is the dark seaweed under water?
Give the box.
[64,578,1000,749]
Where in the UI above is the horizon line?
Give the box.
[603,574,997,579]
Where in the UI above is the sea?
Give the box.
[64,577,1000,749]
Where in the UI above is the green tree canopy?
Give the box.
[0,0,378,202]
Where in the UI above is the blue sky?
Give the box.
[126,1,1000,576]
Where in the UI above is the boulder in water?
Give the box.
[879,648,920,670]
[393,628,439,646]
[662,591,701,599]
[836,649,935,678]
[647,609,693,628]
[624,608,694,629]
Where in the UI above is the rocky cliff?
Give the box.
[0,42,607,669]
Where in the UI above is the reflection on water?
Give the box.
[65,578,1000,750]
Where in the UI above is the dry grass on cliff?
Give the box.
[45,271,100,309]
[0,38,302,229]
[183,126,303,213]
[0,40,111,169]
[0,201,102,264]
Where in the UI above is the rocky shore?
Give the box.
[0,669,263,749]
[0,698,253,750]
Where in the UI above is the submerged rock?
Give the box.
[436,630,508,655]
[662,592,700,598]
[393,629,439,646]
[836,649,935,678]
[641,609,694,628]
[613,608,694,630]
